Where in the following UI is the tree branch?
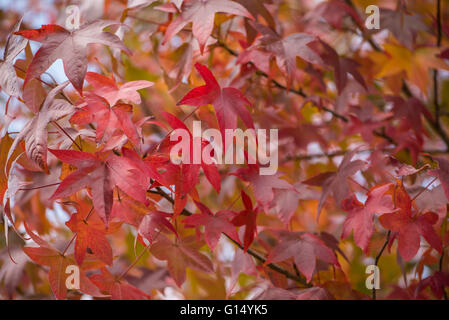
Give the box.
[433,0,443,135]
[439,248,448,300]
[372,231,391,300]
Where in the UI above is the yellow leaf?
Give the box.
[376,44,449,94]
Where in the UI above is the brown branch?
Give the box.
[434,0,442,124]
[283,147,447,164]
[439,248,448,300]
[372,231,391,300]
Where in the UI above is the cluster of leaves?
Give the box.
[0,0,449,300]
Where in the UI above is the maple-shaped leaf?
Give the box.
[386,96,432,139]
[111,192,177,244]
[379,182,442,261]
[6,81,74,172]
[65,211,113,266]
[231,190,258,251]
[23,223,102,300]
[0,247,29,298]
[318,40,366,93]
[428,157,449,203]
[269,182,318,225]
[15,20,130,93]
[230,247,257,293]
[234,0,275,43]
[376,44,449,94]
[85,72,153,106]
[49,148,151,224]
[137,210,177,245]
[150,235,214,286]
[379,7,429,49]
[183,201,240,250]
[161,111,221,192]
[417,272,449,300]
[346,114,390,144]
[162,0,253,53]
[145,153,199,217]
[385,125,423,165]
[71,93,140,147]
[242,21,323,88]
[265,232,338,282]
[178,63,254,145]
[303,149,367,217]
[234,0,274,26]
[341,183,394,253]
[308,0,364,30]
[344,101,393,143]
[90,267,150,300]
[231,164,292,210]
[0,17,27,97]
[111,192,155,227]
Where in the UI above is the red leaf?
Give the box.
[85,72,153,106]
[137,210,177,244]
[266,232,338,282]
[65,211,113,266]
[379,182,442,261]
[150,235,214,286]
[242,21,323,88]
[231,164,292,210]
[178,63,254,145]
[23,223,102,300]
[304,148,367,218]
[231,190,258,251]
[183,201,240,250]
[6,81,74,172]
[90,268,150,300]
[161,111,221,192]
[341,183,394,253]
[71,93,140,147]
[163,0,253,53]
[49,149,151,225]
[16,20,129,93]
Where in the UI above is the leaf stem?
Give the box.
[51,121,82,151]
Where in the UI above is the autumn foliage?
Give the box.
[1,0,449,300]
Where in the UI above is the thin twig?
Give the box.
[411,177,438,201]
[372,231,391,300]
[434,0,442,130]
[439,248,448,300]
[51,121,82,151]
[19,182,61,191]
